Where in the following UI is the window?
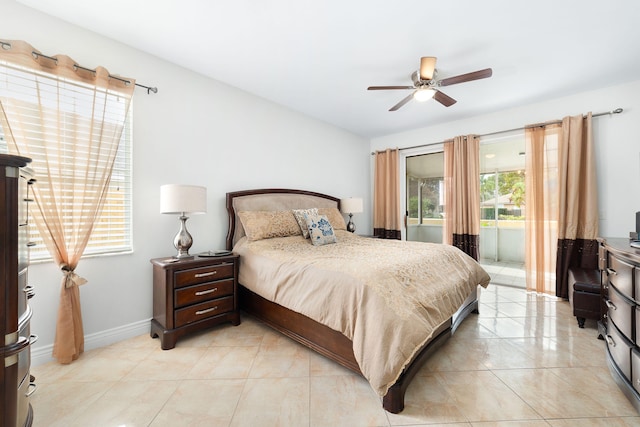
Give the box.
[406,151,445,243]
[81,112,133,258]
[480,170,525,221]
[408,176,444,222]
[0,73,133,261]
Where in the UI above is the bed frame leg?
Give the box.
[382,386,404,413]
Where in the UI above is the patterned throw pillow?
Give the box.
[292,208,318,239]
[304,212,337,246]
[238,210,302,241]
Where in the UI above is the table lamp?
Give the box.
[340,197,363,233]
[160,184,207,258]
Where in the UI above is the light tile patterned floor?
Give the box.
[481,260,526,288]
[30,284,640,426]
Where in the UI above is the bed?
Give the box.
[225,188,491,413]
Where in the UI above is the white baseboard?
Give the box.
[31,318,151,366]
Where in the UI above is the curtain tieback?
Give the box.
[61,265,88,288]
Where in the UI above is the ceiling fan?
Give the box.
[367,57,493,111]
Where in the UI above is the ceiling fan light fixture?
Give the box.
[368,56,491,111]
[413,88,435,102]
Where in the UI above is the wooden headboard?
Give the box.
[225,188,340,250]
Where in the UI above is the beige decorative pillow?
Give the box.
[292,208,318,239]
[318,207,347,230]
[238,210,302,241]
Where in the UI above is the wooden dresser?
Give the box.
[150,254,240,349]
[600,237,640,412]
[1,154,36,427]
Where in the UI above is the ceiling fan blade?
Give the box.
[439,68,493,87]
[367,85,414,90]
[434,90,457,107]
[419,56,437,80]
[389,92,416,111]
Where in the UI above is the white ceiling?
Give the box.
[17,0,640,138]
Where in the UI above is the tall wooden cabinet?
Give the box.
[1,154,36,427]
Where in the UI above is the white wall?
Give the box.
[371,80,640,239]
[3,0,371,363]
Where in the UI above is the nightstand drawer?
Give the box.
[174,263,234,288]
[175,295,234,327]
[175,278,234,308]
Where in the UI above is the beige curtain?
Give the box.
[524,124,560,294]
[373,148,402,239]
[443,135,481,260]
[524,114,598,296]
[0,40,135,363]
[555,113,598,298]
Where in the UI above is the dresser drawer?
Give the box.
[608,254,634,299]
[599,243,606,271]
[608,285,634,342]
[175,278,234,308]
[174,295,234,328]
[632,348,640,394]
[607,321,633,381]
[174,263,234,288]
[636,268,640,305]
[17,318,32,385]
[17,370,33,427]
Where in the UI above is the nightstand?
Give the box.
[150,254,240,349]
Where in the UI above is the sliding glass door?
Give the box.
[405,133,525,286]
[479,134,526,264]
[406,151,444,243]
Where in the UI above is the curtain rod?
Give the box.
[0,40,158,94]
[372,107,624,155]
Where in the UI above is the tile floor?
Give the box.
[480,260,526,288]
[30,284,640,426]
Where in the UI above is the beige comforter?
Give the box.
[234,230,491,396]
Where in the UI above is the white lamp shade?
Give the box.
[340,197,363,214]
[160,184,207,214]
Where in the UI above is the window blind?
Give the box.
[0,61,133,261]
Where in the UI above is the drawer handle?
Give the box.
[194,271,217,278]
[195,287,218,296]
[23,285,36,299]
[195,306,218,316]
[25,382,37,397]
[605,299,617,311]
[606,335,616,347]
[606,268,617,276]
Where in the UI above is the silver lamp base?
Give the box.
[173,215,194,258]
[346,213,356,233]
